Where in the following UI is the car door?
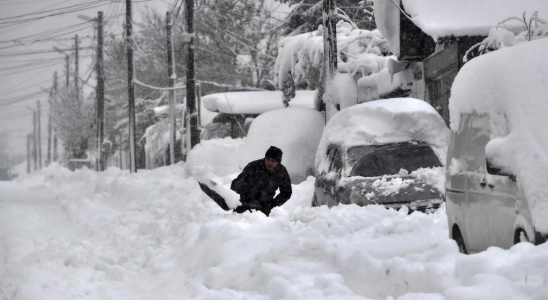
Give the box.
[446,114,470,242]
[463,114,493,253]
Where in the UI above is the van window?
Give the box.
[447,114,471,171]
[466,114,491,172]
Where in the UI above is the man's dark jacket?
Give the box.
[230,159,292,215]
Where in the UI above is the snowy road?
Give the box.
[1,164,547,300]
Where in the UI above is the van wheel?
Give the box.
[514,228,530,245]
[452,225,468,254]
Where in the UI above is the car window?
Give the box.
[466,114,490,172]
[331,149,343,173]
[351,144,442,177]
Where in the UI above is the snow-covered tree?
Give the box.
[279,0,376,36]
[49,85,95,159]
[274,20,414,119]
[464,12,548,62]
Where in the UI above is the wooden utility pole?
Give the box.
[27,133,31,174]
[37,100,42,170]
[75,35,80,102]
[96,11,105,171]
[53,72,58,163]
[322,0,337,114]
[126,0,137,173]
[196,83,201,127]
[32,112,37,171]
[186,0,199,149]
[65,55,70,88]
[47,88,52,166]
[167,11,176,165]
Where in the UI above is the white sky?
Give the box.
[0,0,172,156]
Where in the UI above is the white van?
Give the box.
[446,113,546,254]
[445,38,548,254]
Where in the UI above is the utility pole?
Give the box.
[126,0,137,173]
[75,35,80,102]
[53,72,58,163]
[322,0,337,115]
[37,100,42,170]
[32,112,37,171]
[65,55,70,88]
[196,83,201,127]
[96,11,105,171]
[185,0,199,149]
[47,88,52,166]
[27,133,31,174]
[167,11,176,165]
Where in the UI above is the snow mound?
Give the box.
[202,90,315,114]
[184,137,245,177]
[316,98,449,174]
[400,0,548,40]
[239,107,325,184]
[449,37,548,233]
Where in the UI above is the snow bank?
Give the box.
[201,90,315,114]
[239,108,325,184]
[184,137,246,177]
[316,98,449,174]
[449,37,548,233]
[400,0,548,40]
[2,160,548,299]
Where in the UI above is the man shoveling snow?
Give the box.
[196,146,292,215]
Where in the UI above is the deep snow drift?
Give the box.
[1,160,548,300]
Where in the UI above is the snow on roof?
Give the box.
[201,90,315,114]
[316,98,449,174]
[401,0,548,40]
[153,99,218,126]
[449,38,548,233]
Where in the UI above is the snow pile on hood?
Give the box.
[201,90,315,114]
[239,107,325,184]
[399,0,548,40]
[184,137,245,177]
[316,98,449,174]
[449,37,548,233]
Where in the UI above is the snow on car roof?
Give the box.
[316,98,449,174]
[401,0,548,40]
[202,90,315,114]
[449,37,548,233]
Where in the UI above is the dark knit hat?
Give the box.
[265,146,283,163]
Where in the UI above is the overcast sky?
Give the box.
[0,0,172,156]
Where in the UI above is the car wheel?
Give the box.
[452,225,468,254]
[312,194,319,207]
[514,228,530,245]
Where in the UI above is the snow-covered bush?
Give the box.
[465,12,548,62]
[274,20,413,116]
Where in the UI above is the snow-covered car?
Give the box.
[446,38,548,254]
[239,107,324,184]
[200,90,315,140]
[313,98,449,212]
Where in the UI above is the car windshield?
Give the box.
[350,144,442,178]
